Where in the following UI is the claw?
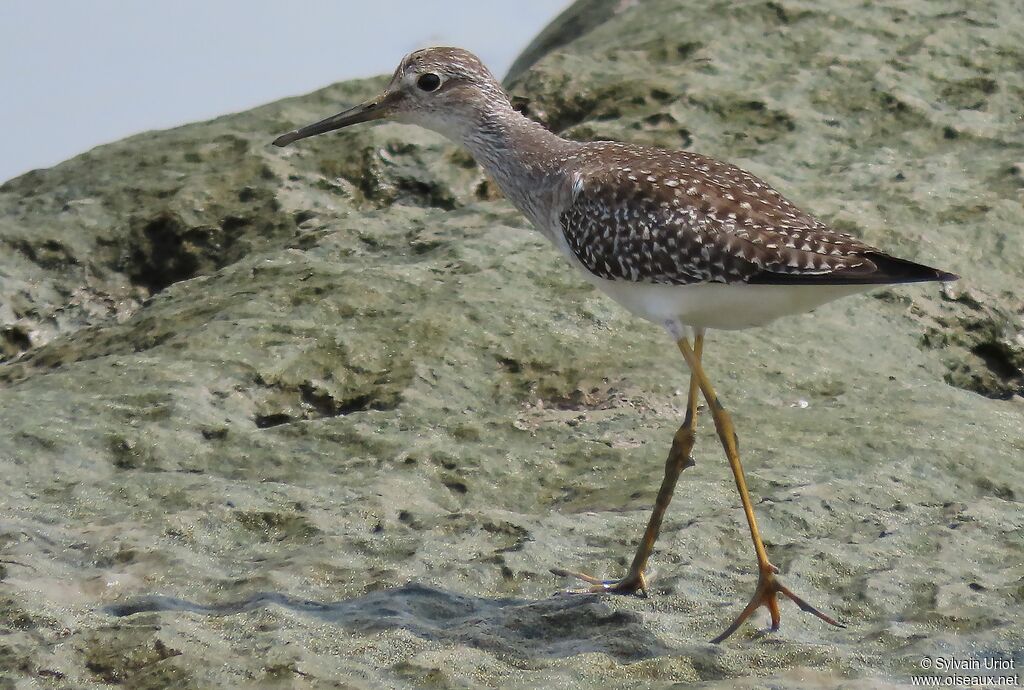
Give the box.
[710,564,844,643]
[550,567,649,597]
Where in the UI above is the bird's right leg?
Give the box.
[551,332,704,596]
[675,337,844,642]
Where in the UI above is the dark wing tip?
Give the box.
[863,252,958,284]
[749,252,958,286]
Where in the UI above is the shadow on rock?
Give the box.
[105,582,672,662]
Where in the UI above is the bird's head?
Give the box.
[273,47,509,147]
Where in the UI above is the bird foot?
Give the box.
[550,567,649,597]
[711,562,844,643]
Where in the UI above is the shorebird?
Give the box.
[273,47,957,642]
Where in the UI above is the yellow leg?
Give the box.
[552,332,705,595]
[676,337,843,642]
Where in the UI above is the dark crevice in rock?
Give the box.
[920,287,1024,399]
[299,383,341,418]
[971,342,1023,384]
[442,479,469,495]
[7,238,78,270]
[299,383,392,417]
[1,325,31,360]
[123,212,231,294]
[253,378,404,429]
[293,210,317,225]
[496,356,522,374]
[337,393,388,416]
[255,413,293,429]
[393,178,458,211]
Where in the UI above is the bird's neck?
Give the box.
[456,105,579,221]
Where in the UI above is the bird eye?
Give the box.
[416,73,442,92]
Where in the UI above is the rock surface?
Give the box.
[1,0,1022,687]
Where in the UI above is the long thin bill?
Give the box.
[272,98,383,147]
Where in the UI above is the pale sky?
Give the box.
[0,1,571,183]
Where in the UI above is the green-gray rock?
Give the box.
[1,1,1022,687]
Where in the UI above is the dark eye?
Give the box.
[416,73,441,92]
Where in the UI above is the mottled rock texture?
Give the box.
[1,0,1022,687]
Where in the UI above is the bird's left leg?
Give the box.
[675,337,844,642]
[551,331,705,595]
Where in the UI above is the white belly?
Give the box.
[541,220,872,331]
[586,276,871,330]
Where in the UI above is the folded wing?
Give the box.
[559,149,956,287]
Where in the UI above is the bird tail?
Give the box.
[860,252,959,284]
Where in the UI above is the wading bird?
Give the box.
[273,47,957,642]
